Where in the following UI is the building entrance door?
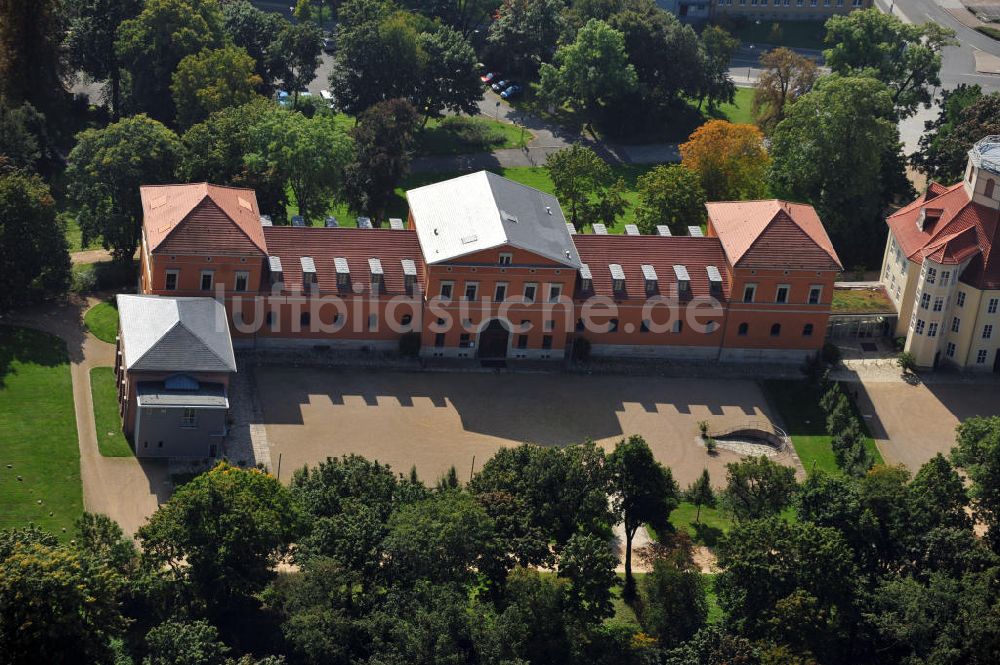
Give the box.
[477,320,509,360]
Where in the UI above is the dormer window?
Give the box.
[707,266,723,296]
[268,256,283,289]
[673,265,690,296]
[641,264,658,295]
[369,258,384,292]
[609,264,625,294]
[300,257,317,292]
[335,257,350,288]
[579,263,593,292]
[401,259,417,295]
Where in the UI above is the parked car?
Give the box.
[481,72,500,84]
[276,89,312,107]
[321,36,335,53]
[491,79,510,93]
[320,89,335,108]
[500,84,521,99]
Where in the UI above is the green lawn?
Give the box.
[761,379,885,476]
[84,300,119,344]
[63,214,102,253]
[669,501,732,547]
[329,111,530,156]
[832,287,897,314]
[288,163,663,233]
[89,367,132,458]
[703,573,723,624]
[726,19,828,50]
[0,326,82,537]
[715,87,756,126]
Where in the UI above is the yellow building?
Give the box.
[880,137,1000,371]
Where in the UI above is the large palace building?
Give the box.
[135,171,842,364]
[881,136,1000,372]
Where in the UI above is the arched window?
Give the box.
[737,322,749,336]
[986,179,996,199]
[770,323,782,337]
[803,323,814,337]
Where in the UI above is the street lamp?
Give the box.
[748,44,755,81]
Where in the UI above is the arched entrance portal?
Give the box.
[477,319,509,360]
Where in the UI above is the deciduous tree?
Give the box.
[685,469,716,524]
[824,8,956,119]
[142,619,230,665]
[269,21,323,106]
[546,144,627,230]
[951,416,1000,553]
[634,164,706,236]
[0,169,70,311]
[642,554,707,649]
[557,532,618,624]
[913,87,1000,183]
[769,75,911,268]
[67,114,182,262]
[222,0,290,95]
[0,0,67,116]
[752,47,818,134]
[115,0,225,122]
[344,98,420,220]
[486,0,565,79]
[697,25,738,111]
[721,456,797,521]
[680,120,769,201]
[608,435,679,596]
[538,19,638,128]
[413,24,482,124]
[137,462,303,610]
[0,103,53,173]
[171,46,262,129]
[65,0,143,119]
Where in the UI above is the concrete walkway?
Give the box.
[7,297,170,536]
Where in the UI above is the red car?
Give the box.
[480,72,500,85]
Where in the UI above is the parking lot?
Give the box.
[256,368,789,487]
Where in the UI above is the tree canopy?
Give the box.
[170,46,262,129]
[913,86,1000,183]
[680,120,769,201]
[634,164,706,236]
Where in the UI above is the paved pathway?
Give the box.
[7,297,170,536]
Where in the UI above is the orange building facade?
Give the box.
[137,173,842,363]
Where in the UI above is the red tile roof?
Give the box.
[262,227,423,295]
[886,182,1000,289]
[572,235,731,301]
[141,183,267,254]
[705,200,842,271]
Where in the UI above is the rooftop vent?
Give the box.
[593,223,608,235]
[357,216,373,229]
[324,216,339,228]
[291,215,306,227]
[368,258,384,275]
[501,210,519,223]
[656,225,671,236]
[566,222,576,235]
[389,218,405,230]
[625,224,640,236]
[545,206,552,215]
[687,226,704,237]
[460,234,478,244]
[260,215,273,227]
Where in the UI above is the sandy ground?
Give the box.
[255,367,794,488]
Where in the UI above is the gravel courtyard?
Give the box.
[255,368,793,487]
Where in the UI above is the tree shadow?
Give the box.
[692,521,724,548]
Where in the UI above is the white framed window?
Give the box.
[548,284,562,302]
[180,408,197,428]
[915,319,925,335]
[523,283,537,303]
[942,271,951,285]
[928,322,938,338]
[544,319,555,332]
[984,324,994,339]
[933,297,943,312]
[989,298,999,314]
[440,281,454,299]
[494,282,507,302]
[952,317,961,333]
[977,349,988,364]
[743,283,757,303]
[200,271,214,291]
[499,253,512,266]
[808,286,822,305]
[946,342,956,358]
[464,282,478,301]
[957,291,966,307]
[234,271,249,292]
[164,270,179,290]
[775,285,790,304]
[926,267,937,284]
[920,293,931,309]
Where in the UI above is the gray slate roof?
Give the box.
[116,295,237,373]
[406,171,581,268]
